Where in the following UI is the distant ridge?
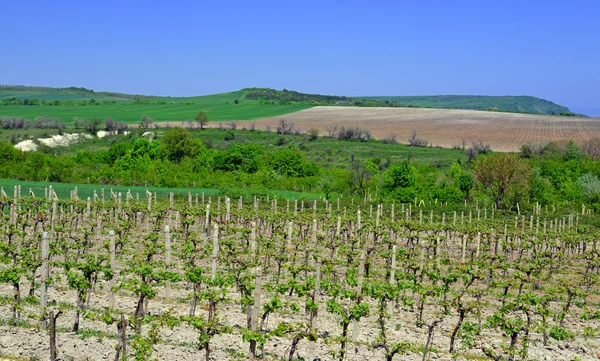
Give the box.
[0,84,575,116]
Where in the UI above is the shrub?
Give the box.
[308,128,319,141]
[408,130,427,147]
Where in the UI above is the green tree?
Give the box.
[385,160,417,189]
[474,153,532,209]
[195,111,209,130]
[161,127,203,163]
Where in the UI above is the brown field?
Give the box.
[249,106,600,151]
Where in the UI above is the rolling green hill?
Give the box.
[0,85,574,124]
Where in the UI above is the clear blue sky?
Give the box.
[1,0,598,112]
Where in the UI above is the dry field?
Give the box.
[249,107,600,152]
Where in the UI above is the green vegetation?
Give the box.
[1,126,600,212]
[0,88,309,123]
[0,85,574,126]
[364,95,573,115]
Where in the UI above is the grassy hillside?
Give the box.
[364,95,572,114]
[0,85,574,125]
[0,88,309,123]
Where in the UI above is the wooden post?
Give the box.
[40,232,50,328]
[250,267,262,356]
[165,226,171,296]
[109,230,116,309]
[212,225,219,279]
[351,253,366,342]
[287,221,293,251]
[205,204,210,230]
[461,234,467,264]
[251,221,257,257]
[387,245,396,315]
[307,261,321,361]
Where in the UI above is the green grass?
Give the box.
[0,179,319,201]
[184,128,467,168]
[0,90,310,123]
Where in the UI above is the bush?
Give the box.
[224,131,235,141]
[337,126,371,142]
[382,133,397,144]
[308,128,319,141]
[408,130,427,147]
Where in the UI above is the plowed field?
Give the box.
[253,106,600,151]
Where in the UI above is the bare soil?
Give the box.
[244,107,600,152]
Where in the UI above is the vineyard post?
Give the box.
[461,211,464,224]
[517,202,520,215]
[294,199,298,216]
[286,199,290,213]
[453,211,457,225]
[469,211,472,224]
[312,219,317,245]
[40,231,50,328]
[147,193,152,211]
[477,208,480,220]
[351,252,366,342]
[109,230,116,309]
[419,210,423,224]
[430,209,433,223]
[484,208,487,220]
[117,192,122,213]
[226,196,231,222]
[86,197,91,218]
[336,216,341,237]
[337,197,340,211]
[461,234,467,264]
[436,237,441,268]
[205,204,210,230]
[370,204,373,218]
[301,200,304,213]
[475,232,481,271]
[357,209,361,229]
[313,200,317,218]
[251,221,257,257]
[442,213,445,225]
[101,188,105,203]
[376,205,380,227]
[188,191,192,207]
[391,204,395,223]
[250,266,262,357]
[287,221,293,252]
[217,196,221,215]
[307,261,322,361]
[44,187,48,200]
[388,245,397,315]
[212,225,219,279]
[165,226,172,296]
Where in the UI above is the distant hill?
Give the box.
[243,88,573,115]
[363,95,573,115]
[0,84,574,116]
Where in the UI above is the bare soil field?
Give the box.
[249,107,600,152]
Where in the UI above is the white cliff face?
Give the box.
[14,139,38,152]
[38,133,93,147]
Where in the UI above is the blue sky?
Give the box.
[1,0,598,112]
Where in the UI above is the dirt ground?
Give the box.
[242,107,600,152]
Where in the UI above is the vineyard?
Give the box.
[1,186,600,361]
